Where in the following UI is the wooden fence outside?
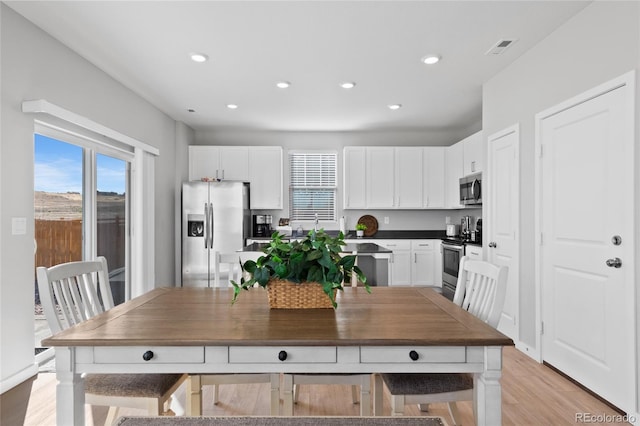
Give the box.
[35,218,125,270]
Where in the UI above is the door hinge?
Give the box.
[540,321,544,335]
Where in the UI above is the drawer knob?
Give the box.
[142,350,154,361]
[409,350,419,361]
[278,350,288,361]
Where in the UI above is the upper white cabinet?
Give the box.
[343,147,367,209]
[189,146,249,181]
[366,147,395,208]
[445,142,464,209]
[249,147,283,209]
[395,147,423,208]
[189,146,283,209]
[343,146,447,210]
[462,131,484,175]
[423,147,446,208]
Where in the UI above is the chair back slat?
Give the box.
[453,256,509,328]
[37,257,114,334]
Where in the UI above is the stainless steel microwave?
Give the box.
[460,172,482,205]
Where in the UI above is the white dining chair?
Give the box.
[187,251,280,415]
[374,256,508,425]
[36,257,188,425]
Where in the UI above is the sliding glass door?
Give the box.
[34,132,131,354]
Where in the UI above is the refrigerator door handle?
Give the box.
[204,203,209,249]
[209,202,214,248]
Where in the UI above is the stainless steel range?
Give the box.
[441,237,465,301]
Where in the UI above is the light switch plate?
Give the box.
[384,216,389,224]
[12,217,27,235]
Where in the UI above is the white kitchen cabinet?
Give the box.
[343,147,367,209]
[377,239,441,287]
[395,147,423,208]
[411,240,436,286]
[249,147,283,209]
[423,147,446,208]
[366,147,395,208]
[462,130,484,175]
[465,244,483,260]
[377,240,411,286]
[189,146,249,181]
[445,142,464,208]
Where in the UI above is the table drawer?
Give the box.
[360,346,465,363]
[229,346,337,364]
[94,346,204,364]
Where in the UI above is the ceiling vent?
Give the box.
[485,39,517,55]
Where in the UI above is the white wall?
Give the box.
[194,127,481,232]
[483,1,639,358]
[0,5,183,392]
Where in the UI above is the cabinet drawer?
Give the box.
[360,346,465,363]
[229,346,337,364]
[377,240,411,250]
[465,245,483,259]
[411,240,434,250]
[94,346,204,364]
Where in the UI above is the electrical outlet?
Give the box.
[384,216,389,224]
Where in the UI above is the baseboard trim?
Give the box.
[0,363,39,394]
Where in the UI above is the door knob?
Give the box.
[488,242,497,248]
[606,258,622,268]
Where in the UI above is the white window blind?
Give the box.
[289,152,337,221]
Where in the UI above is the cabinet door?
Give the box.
[411,240,435,286]
[445,142,463,208]
[189,146,220,181]
[423,147,445,208]
[219,147,249,181]
[343,147,366,209]
[395,147,423,208]
[249,147,283,209]
[366,147,395,208]
[463,131,484,175]
[465,244,483,260]
[378,240,411,286]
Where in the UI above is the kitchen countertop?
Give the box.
[242,242,392,254]
[249,229,448,241]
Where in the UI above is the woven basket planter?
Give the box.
[266,279,336,309]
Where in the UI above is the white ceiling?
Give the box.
[6,1,589,133]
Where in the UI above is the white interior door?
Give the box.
[487,125,519,341]
[538,76,635,412]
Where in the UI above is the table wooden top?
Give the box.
[43,287,514,348]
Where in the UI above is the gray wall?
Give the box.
[0,5,182,390]
[483,1,639,356]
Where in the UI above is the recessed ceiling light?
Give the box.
[388,104,402,110]
[276,81,291,89]
[190,53,209,63]
[226,104,238,110]
[340,82,356,89]
[421,55,440,65]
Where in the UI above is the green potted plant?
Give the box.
[231,229,369,308]
[355,223,367,238]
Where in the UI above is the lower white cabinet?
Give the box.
[465,244,483,260]
[377,239,441,287]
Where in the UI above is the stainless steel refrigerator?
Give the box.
[181,181,250,287]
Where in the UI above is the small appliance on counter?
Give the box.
[471,218,482,243]
[252,214,272,237]
[446,224,459,237]
[275,217,292,237]
[461,216,472,239]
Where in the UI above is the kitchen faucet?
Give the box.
[314,213,319,232]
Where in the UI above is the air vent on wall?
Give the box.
[485,39,517,55]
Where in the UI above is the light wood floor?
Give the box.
[23,347,624,426]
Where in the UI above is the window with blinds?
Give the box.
[289,152,337,221]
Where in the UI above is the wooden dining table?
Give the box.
[43,286,513,425]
